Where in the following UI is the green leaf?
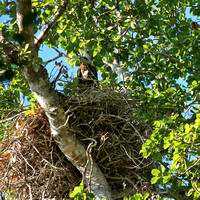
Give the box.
[151,176,160,184]
[25,110,34,116]
[86,193,95,198]
[173,153,181,164]
[145,0,149,5]
[107,26,113,30]
[24,43,30,52]
[192,80,197,86]
[71,36,76,43]
[163,138,171,149]
[133,193,143,199]
[69,186,82,197]
[33,57,43,64]
[60,35,67,42]
[58,82,64,86]
[32,64,39,72]
[163,175,171,183]
[0,23,5,28]
[152,152,162,161]
[151,5,158,11]
[143,192,149,200]
[158,165,165,174]
[151,169,160,176]
[188,189,194,197]
[57,29,63,33]
[93,51,98,57]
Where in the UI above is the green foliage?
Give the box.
[0,70,31,118]
[69,182,95,200]
[0,0,200,199]
[123,193,149,200]
[69,185,150,200]
[141,112,200,198]
[0,69,15,82]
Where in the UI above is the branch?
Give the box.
[103,58,131,81]
[158,189,191,200]
[119,26,131,40]
[52,47,81,59]
[16,0,37,56]
[176,156,200,177]
[185,92,199,114]
[0,28,20,64]
[50,64,64,89]
[156,51,184,65]
[35,0,69,49]
[96,9,115,21]
[44,54,61,66]
[0,111,26,124]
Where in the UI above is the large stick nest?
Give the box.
[0,88,155,199]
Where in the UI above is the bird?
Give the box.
[77,57,99,89]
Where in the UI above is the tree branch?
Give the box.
[52,47,82,61]
[35,0,69,49]
[44,54,61,66]
[16,0,37,56]
[0,28,20,64]
[156,51,184,65]
[103,58,131,81]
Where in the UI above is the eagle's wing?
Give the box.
[77,67,82,84]
[92,65,98,79]
[88,64,97,80]
[88,65,99,87]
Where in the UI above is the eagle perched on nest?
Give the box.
[77,57,99,88]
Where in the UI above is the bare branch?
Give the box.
[44,54,61,66]
[35,0,69,49]
[179,156,200,176]
[50,64,64,88]
[0,111,26,124]
[52,47,81,59]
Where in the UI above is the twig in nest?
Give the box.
[82,138,97,191]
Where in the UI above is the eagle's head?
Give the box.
[80,56,90,65]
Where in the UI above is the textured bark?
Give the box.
[0,0,113,199]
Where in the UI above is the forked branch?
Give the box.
[35,0,69,49]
